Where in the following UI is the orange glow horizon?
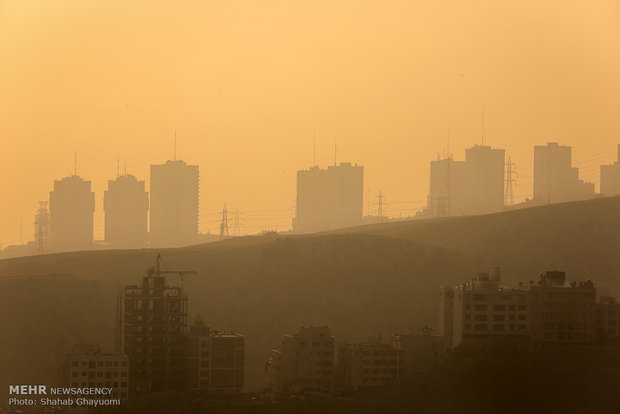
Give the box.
[1,0,619,247]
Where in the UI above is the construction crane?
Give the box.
[148,253,197,284]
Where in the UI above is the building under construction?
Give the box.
[117,255,193,397]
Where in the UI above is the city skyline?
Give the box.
[1,0,619,247]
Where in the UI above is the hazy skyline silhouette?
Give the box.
[1,0,619,247]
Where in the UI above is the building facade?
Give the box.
[49,175,95,251]
[533,142,595,204]
[426,145,504,217]
[595,296,620,343]
[600,144,620,197]
[104,174,149,248]
[64,344,129,400]
[119,262,188,397]
[186,317,245,394]
[293,163,363,233]
[440,268,529,348]
[336,336,399,392]
[268,326,335,394]
[391,327,445,375]
[529,271,596,345]
[150,160,199,247]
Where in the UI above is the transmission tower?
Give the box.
[220,203,230,240]
[34,201,49,253]
[232,208,241,237]
[505,156,517,207]
[376,190,385,221]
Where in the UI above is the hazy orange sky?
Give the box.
[1,0,619,247]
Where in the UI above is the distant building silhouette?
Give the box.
[391,327,445,375]
[49,175,95,251]
[268,326,335,394]
[104,174,149,248]
[186,316,245,394]
[596,296,620,343]
[293,163,363,233]
[465,145,505,215]
[427,145,504,217]
[600,144,620,197]
[149,160,199,247]
[533,142,595,204]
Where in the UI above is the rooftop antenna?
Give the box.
[124,157,127,176]
[313,129,316,166]
[447,131,451,159]
[334,139,337,166]
[74,151,77,176]
[174,130,177,161]
[481,108,485,146]
[117,156,120,178]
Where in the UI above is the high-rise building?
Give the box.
[595,296,620,343]
[293,163,363,233]
[118,258,188,397]
[600,145,620,197]
[150,160,199,247]
[533,142,595,204]
[186,316,245,394]
[49,175,95,251]
[428,157,469,217]
[268,326,335,394]
[426,145,504,217]
[465,145,505,215]
[104,174,149,248]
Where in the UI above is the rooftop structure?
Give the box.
[600,144,620,197]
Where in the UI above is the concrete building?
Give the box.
[186,317,245,394]
[426,145,504,217]
[64,344,129,400]
[428,156,469,217]
[118,258,188,397]
[268,326,335,395]
[335,336,399,392]
[595,296,620,343]
[440,268,530,348]
[465,145,505,215]
[49,175,95,251]
[600,145,620,197]
[104,174,149,248]
[529,271,596,345]
[391,326,444,375]
[293,163,363,233]
[533,142,595,204]
[150,160,199,247]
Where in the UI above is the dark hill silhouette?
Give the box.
[1,196,619,398]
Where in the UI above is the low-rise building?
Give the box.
[64,344,129,400]
[391,326,444,375]
[268,326,335,395]
[529,271,596,345]
[442,268,530,348]
[186,316,245,394]
[595,296,620,343]
[336,336,398,392]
